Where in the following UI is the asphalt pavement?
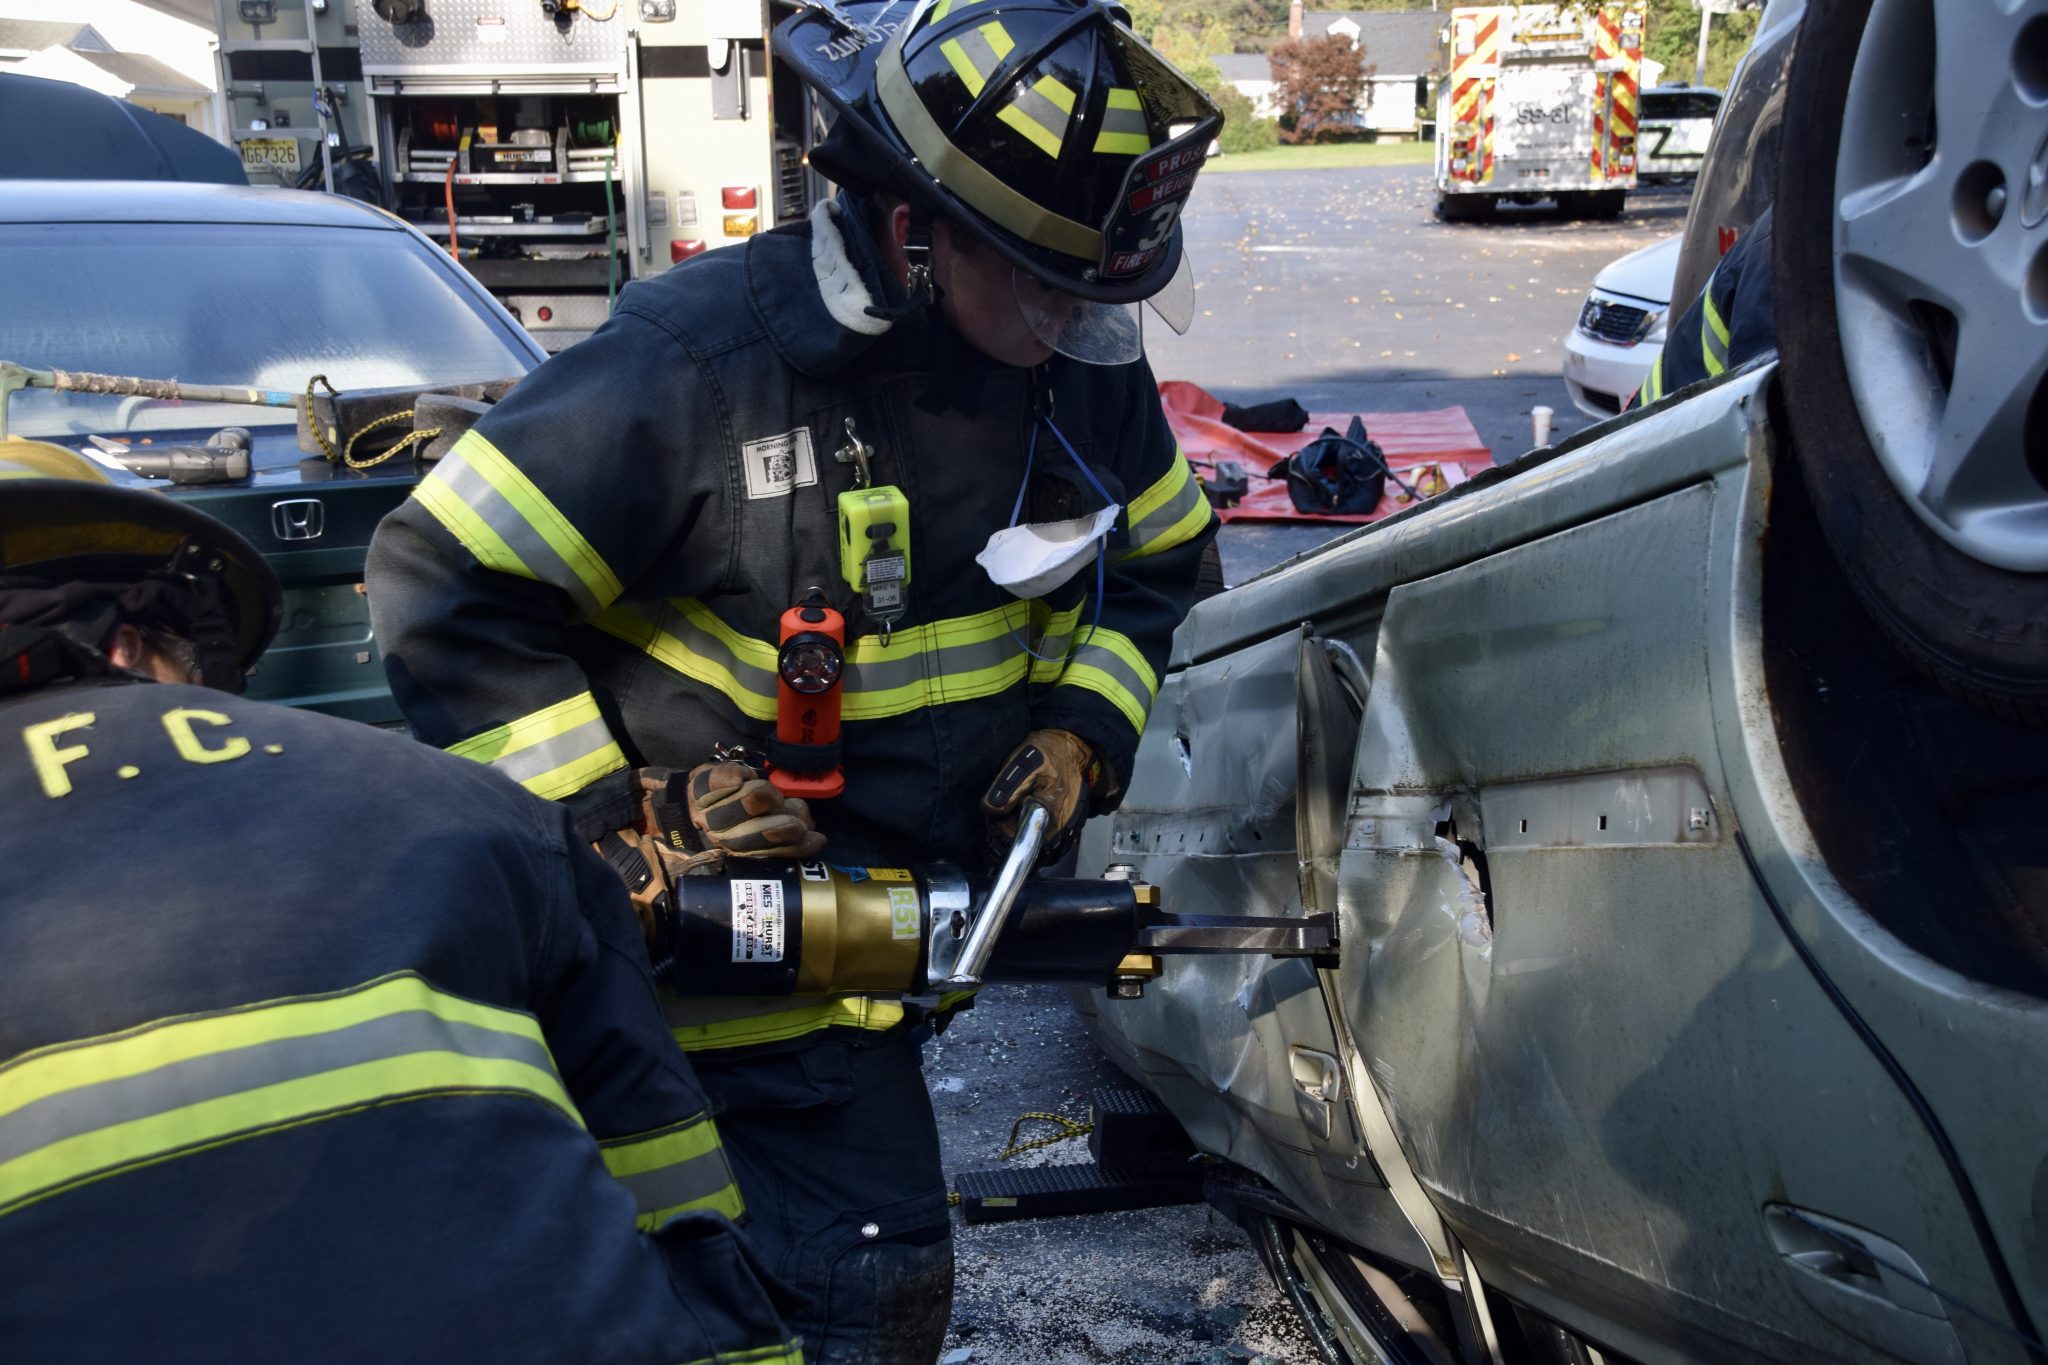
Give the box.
[929,163,1685,1365]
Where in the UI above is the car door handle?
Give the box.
[1762,1204,1965,1365]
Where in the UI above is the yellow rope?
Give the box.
[998,1110,1094,1160]
[303,375,442,470]
[305,374,341,463]
[946,1109,1098,1208]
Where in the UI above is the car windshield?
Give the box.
[1,220,534,439]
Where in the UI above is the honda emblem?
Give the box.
[271,498,325,541]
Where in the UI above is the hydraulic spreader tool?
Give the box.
[622,798,1337,1000]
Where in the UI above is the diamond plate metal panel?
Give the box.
[357,0,625,74]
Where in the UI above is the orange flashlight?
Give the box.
[768,593,846,801]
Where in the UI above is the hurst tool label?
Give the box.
[730,879,786,963]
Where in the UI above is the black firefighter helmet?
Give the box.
[778,0,1223,308]
[0,439,282,693]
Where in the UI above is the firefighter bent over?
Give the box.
[367,2,1223,1356]
[0,442,798,1364]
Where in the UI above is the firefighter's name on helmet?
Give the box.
[813,2,911,63]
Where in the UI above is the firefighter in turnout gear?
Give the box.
[366,2,1223,1356]
[1632,206,1778,409]
[0,443,798,1364]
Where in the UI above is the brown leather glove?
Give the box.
[980,728,1102,847]
[688,760,826,860]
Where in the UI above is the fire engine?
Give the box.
[1434,2,1647,222]
[211,0,826,350]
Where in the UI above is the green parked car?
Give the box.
[1,180,544,723]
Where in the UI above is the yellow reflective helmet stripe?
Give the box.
[1093,87,1151,156]
[940,19,1013,96]
[413,430,624,617]
[0,973,576,1218]
[1119,449,1213,563]
[878,21,1101,261]
[444,690,628,800]
[1000,75,1077,159]
[598,1113,746,1228]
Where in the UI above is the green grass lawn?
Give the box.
[1204,140,1436,174]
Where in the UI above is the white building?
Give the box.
[1215,4,1445,140]
[0,2,220,137]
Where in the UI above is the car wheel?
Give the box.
[1774,0,2048,725]
[1435,193,1495,223]
[1194,539,1227,602]
[1558,190,1626,220]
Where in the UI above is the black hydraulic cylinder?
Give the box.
[981,878,1144,984]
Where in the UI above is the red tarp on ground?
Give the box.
[1159,380,1494,524]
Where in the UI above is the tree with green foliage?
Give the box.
[1269,32,1372,144]
[1641,0,1762,90]
[1127,2,1281,154]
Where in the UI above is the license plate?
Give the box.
[240,137,301,175]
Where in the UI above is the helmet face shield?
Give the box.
[1012,267,1143,364]
[1144,248,1196,336]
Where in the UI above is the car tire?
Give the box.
[1558,190,1626,220]
[1435,193,1494,223]
[1194,539,1227,602]
[1773,0,2048,727]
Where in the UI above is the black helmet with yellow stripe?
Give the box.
[780,0,1222,307]
[0,438,281,693]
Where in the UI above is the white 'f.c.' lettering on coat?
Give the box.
[161,708,252,765]
[19,707,266,799]
[22,712,95,798]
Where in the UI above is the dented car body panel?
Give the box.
[1076,367,2048,1364]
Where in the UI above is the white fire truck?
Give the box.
[1433,2,1647,222]
[212,0,825,350]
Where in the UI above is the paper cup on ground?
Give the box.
[1532,405,1554,447]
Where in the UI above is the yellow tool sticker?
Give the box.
[888,886,923,941]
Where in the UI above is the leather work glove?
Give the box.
[596,827,687,947]
[980,728,1102,855]
[688,760,827,860]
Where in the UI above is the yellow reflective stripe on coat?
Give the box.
[1701,286,1731,377]
[412,429,624,618]
[1118,449,1213,563]
[0,973,575,1218]
[681,1344,805,1365]
[599,1114,746,1228]
[669,997,909,1052]
[1051,625,1157,731]
[595,599,1086,723]
[445,690,627,799]
[1094,87,1152,156]
[668,992,980,1053]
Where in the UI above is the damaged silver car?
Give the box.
[1074,0,2048,1360]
